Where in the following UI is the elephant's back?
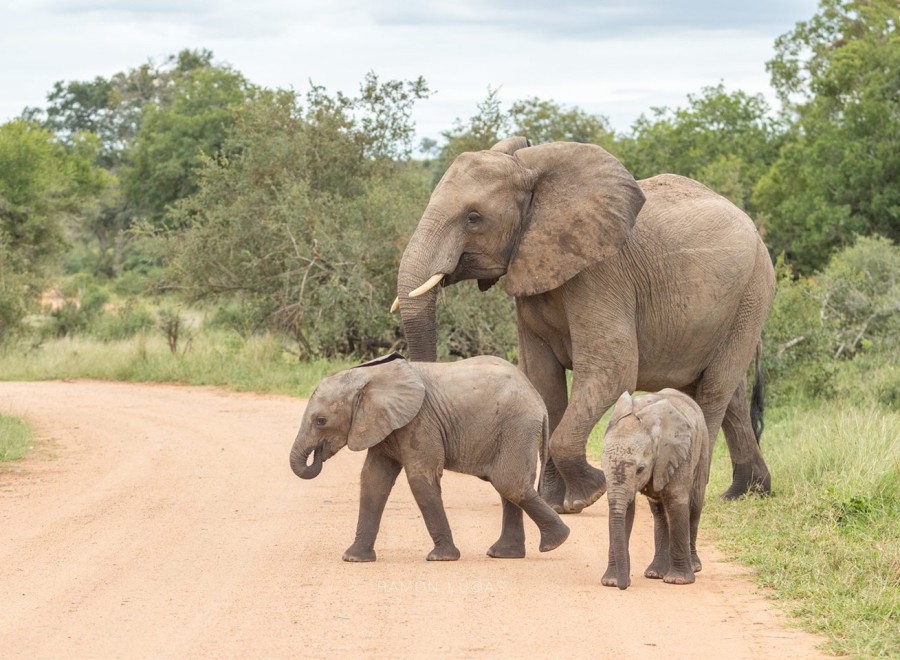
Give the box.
[636,174,761,248]
[416,357,545,412]
[607,175,768,387]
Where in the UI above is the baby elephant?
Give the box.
[600,389,710,589]
[289,353,570,562]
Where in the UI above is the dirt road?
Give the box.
[0,381,828,658]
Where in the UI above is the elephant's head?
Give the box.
[289,354,426,479]
[601,391,693,589]
[396,137,646,361]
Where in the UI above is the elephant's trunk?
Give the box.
[290,438,324,480]
[608,497,631,590]
[397,211,461,362]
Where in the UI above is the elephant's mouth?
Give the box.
[443,253,507,286]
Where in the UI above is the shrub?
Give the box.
[89,298,155,341]
[817,235,900,359]
[763,236,900,402]
[762,256,833,400]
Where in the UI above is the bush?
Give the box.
[763,236,900,402]
[0,251,31,342]
[818,235,900,359]
[89,298,155,340]
[762,256,834,400]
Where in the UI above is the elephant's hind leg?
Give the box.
[721,380,771,499]
[487,498,526,558]
[518,491,570,552]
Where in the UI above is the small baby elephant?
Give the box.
[289,353,570,562]
[600,389,710,589]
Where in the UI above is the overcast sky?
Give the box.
[2,0,819,143]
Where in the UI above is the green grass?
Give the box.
[3,332,898,654]
[0,331,355,398]
[0,414,34,462]
[703,402,900,657]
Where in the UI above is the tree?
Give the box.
[123,60,253,228]
[0,121,111,337]
[755,0,900,272]
[167,78,433,358]
[25,50,255,276]
[434,87,510,178]
[433,90,615,184]
[508,97,614,148]
[618,83,783,212]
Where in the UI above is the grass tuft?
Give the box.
[0,414,34,462]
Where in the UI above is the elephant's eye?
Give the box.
[466,211,482,225]
[636,465,646,474]
[315,417,327,428]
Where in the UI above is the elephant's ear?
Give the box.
[505,142,645,297]
[347,359,426,451]
[636,399,693,491]
[606,390,634,431]
[490,136,532,155]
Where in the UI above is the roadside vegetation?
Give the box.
[1,0,897,655]
[0,414,34,462]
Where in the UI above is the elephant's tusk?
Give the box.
[408,273,445,299]
[390,297,400,314]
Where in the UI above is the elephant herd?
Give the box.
[290,138,775,589]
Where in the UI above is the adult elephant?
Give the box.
[394,137,774,513]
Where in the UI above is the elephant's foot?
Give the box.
[342,544,377,562]
[601,567,630,589]
[538,520,570,553]
[556,459,607,514]
[539,459,567,513]
[486,539,526,559]
[721,460,772,500]
[644,549,671,578]
[663,570,695,585]
[426,543,460,561]
[691,553,702,573]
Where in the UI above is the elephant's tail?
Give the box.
[750,341,765,444]
[538,412,550,492]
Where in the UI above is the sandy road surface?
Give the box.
[0,381,828,659]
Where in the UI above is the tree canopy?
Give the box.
[755,0,899,271]
[0,120,111,336]
[2,0,897,354]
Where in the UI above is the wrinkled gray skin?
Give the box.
[396,137,774,513]
[600,389,710,589]
[289,353,570,562]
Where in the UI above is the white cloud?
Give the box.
[0,0,819,141]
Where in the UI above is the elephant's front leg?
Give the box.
[552,368,637,513]
[516,317,568,510]
[601,498,635,588]
[663,498,695,585]
[644,498,670,579]
[344,450,402,562]
[406,471,460,561]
